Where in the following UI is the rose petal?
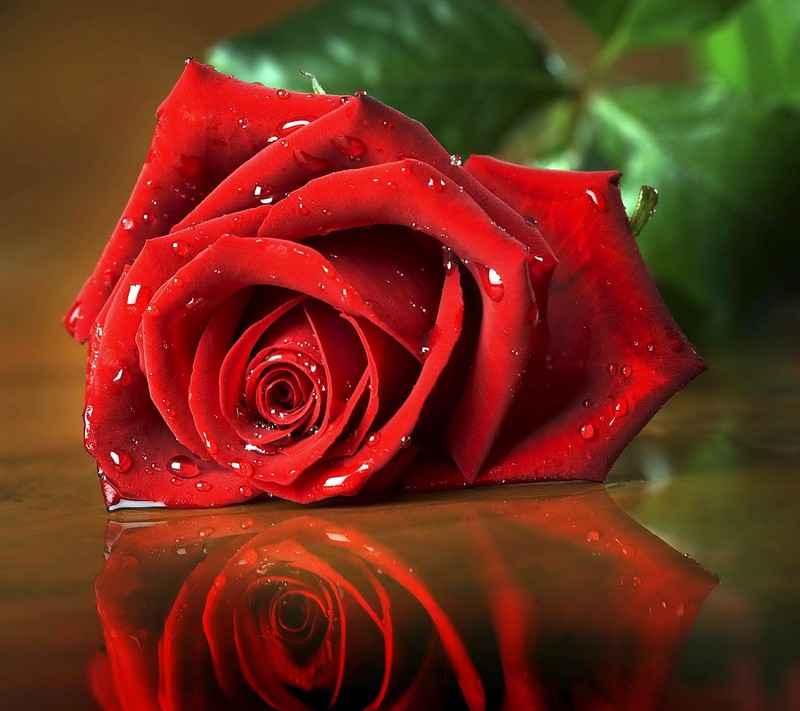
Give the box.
[66,61,346,343]
[406,158,705,490]
[259,159,549,480]
[86,207,272,508]
[294,261,463,499]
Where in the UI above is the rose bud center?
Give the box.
[243,348,326,439]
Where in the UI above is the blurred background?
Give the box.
[1,1,799,709]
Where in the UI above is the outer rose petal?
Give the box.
[404,159,705,491]
[65,60,346,343]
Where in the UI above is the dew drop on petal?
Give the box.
[330,135,367,157]
[427,177,446,192]
[202,432,218,455]
[120,217,135,231]
[230,460,253,477]
[238,485,253,498]
[585,189,608,213]
[450,154,462,166]
[110,449,132,473]
[293,149,328,172]
[276,89,289,99]
[580,424,595,440]
[621,364,633,378]
[475,263,505,301]
[176,154,203,178]
[171,240,188,256]
[167,455,199,478]
[279,118,312,136]
[195,480,212,492]
[367,432,381,447]
[237,117,249,128]
[586,530,600,542]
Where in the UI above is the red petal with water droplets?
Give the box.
[64,61,346,343]
[404,158,705,491]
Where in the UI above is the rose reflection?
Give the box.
[88,485,716,710]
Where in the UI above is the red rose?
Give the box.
[66,60,703,508]
[89,485,716,710]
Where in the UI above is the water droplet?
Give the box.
[298,203,310,215]
[185,296,204,311]
[621,364,632,378]
[632,575,642,588]
[353,89,368,97]
[607,362,618,376]
[125,284,152,313]
[524,215,539,229]
[580,424,595,440]
[646,343,655,353]
[167,455,199,478]
[585,530,600,542]
[400,435,412,448]
[142,212,154,224]
[176,154,202,179]
[279,118,312,136]
[170,476,182,485]
[382,119,393,128]
[475,263,504,301]
[367,432,381,447]
[230,460,253,477]
[613,398,628,417]
[450,154,462,166]
[202,432,218,455]
[110,449,132,473]
[585,189,608,212]
[276,89,290,100]
[238,485,252,498]
[330,135,367,157]
[237,117,249,128]
[293,149,328,172]
[171,240,188,256]
[583,399,593,408]
[581,324,592,341]
[427,177,446,192]
[120,217,135,231]
[195,480,212,492]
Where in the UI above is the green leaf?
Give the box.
[589,84,800,340]
[564,0,747,54]
[207,0,566,157]
[697,0,800,103]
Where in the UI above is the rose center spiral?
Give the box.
[244,348,325,434]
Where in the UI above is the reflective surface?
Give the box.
[1,341,799,709]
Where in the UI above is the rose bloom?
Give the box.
[65,61,703,508]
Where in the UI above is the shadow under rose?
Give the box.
[88,484,716,711]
